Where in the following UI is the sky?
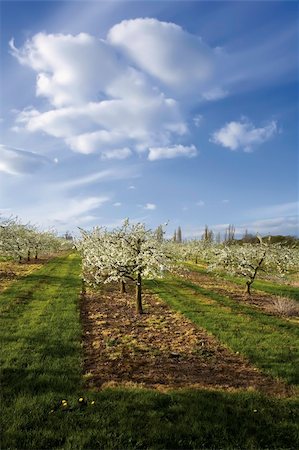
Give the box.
[0,0,298,238]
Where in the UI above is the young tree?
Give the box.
[78,220,169,314]
[208,237,299,295]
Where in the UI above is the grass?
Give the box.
[147,276,299,386]
[185,261,299,301]
[1,253,299,449]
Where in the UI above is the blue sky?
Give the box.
[0,0,298,238]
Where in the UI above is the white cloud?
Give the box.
[100,147,132,160]
[211,118,277,151]
[108,18,221,96]
[11,29,188,157]
[11,19,287,163]
[222,199,229,204]
[17,195,109,230]
[10,33,122,107]
[128,185,136,190]
[47,196,108,224]
[17,96,186,156]
[248,216,298,234]
[148,144,198,161]
[144,203,156,210]
[196,200,205,207]
[113,202,122,207]
[0,144,51,175]
[55,168,131,190]
[9,20,229,161]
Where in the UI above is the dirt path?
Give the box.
[80,282,292,396]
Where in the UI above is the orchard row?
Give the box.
[77,220,299,312]
[0,216,70,262]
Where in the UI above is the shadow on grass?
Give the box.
[2,387,299,450]
[1,366,81,397]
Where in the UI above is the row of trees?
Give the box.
[172,225,298,246]
[172,237,299,294]
[77,219,299,313]
[0,216,69,262]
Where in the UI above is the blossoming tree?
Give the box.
[78,219,169,314]
[207,237,299,295]
[0,216,68,262]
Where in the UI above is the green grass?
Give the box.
[1,254,299,449]
[147,277,299,386]
[185,261,299,301]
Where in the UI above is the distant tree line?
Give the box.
[170,224,298,247]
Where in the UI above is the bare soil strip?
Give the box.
[177,268,299,319]
[80,282,292,396]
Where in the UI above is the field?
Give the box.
[1,253,299,449]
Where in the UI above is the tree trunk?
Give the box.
[136,272,143,314]
[27,250,31,262]
[120,280,126,294]
[245,280,252,295]
[195,256,198,264]
[35,250,38,260]
[244,251,266,296]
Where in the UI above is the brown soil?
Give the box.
[80,282,292,396]
[177,268,299,319]
[0,254,62,293]
[0,260,44,293]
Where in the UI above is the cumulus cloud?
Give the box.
[148,144,198,161]
[211,118,277,151]
[107,18,222,96]
[0,144,51,175]
[10,28,190,158]
[10,19,235,161]
[13,19,284,161]
[10,33,122,107]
